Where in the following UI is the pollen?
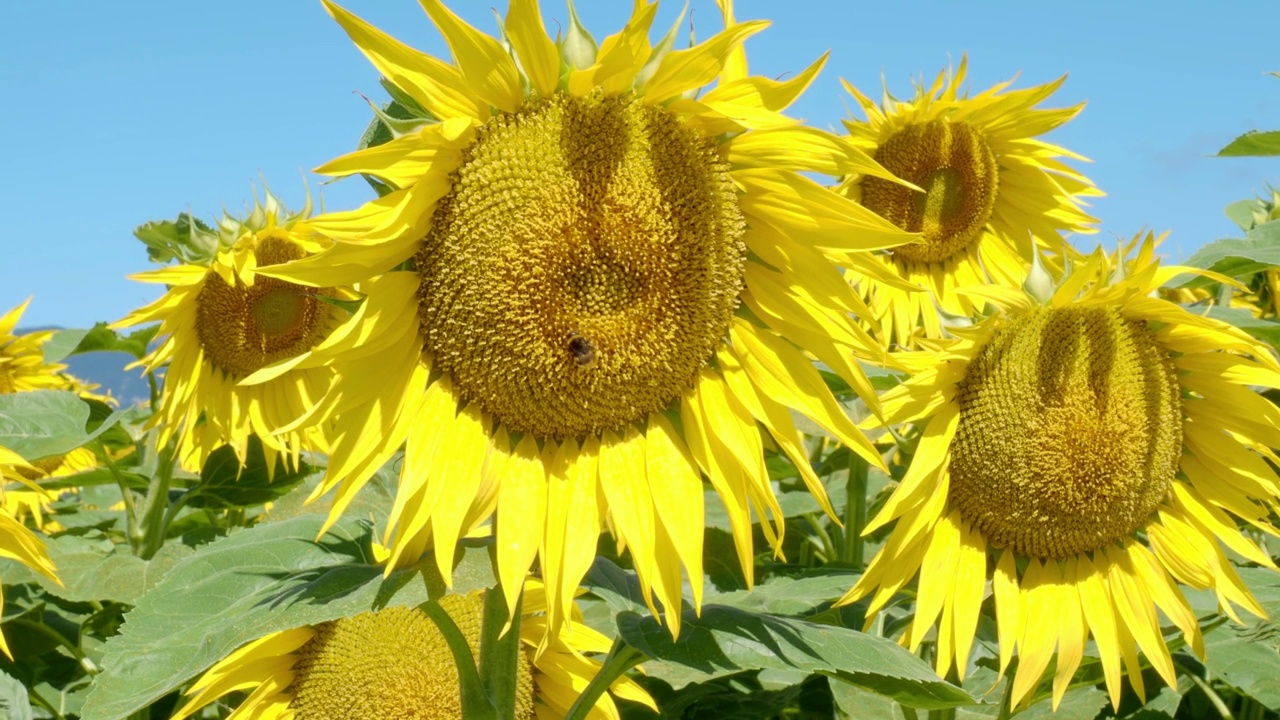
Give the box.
[288,595,535,719]
[860,119,998,265]
[195,237,336,379]
[417,91,746,438]
[949,306,1183,558]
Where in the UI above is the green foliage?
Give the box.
[0,390,118,461]
[132,213,217,265]
[79,515,495,719]
[1218,130,1280,157]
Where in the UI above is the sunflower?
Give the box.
[112,189,355,471]
[170,580,654,720]
[840,232,1280,710]
[839,57,1102,346]
[263,0,915,639]
[0,445,60,658]
[0,299,106,400]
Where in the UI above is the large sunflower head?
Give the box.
[841,232,1280,711]
[839,56,1102,346]
[112,187,354,471]
[263,0,915,641]
[171,582,654,720]
[0,299,106,400]
[0,445,61,658]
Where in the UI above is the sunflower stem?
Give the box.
[842,452,868,569]
[478,587,523,719]
[420,598,500,720]
[135,441,176,560]
[100,440,141,554]
[563,637,646,720]
[1187,671,1235,720]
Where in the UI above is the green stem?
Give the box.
[8,617,96,674]
[563,638,647,720]
[420,599,498,720]
[146,371,160,412]
[1187,672,1234,720]
[136,442,176,559]
[842,452,868,569]
[100,442,140,553]
[804,514,837,564]
[25,685,63,720]
[928,708,957,720]
[995,672,1015,720]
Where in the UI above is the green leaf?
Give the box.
[183,436,311,509]
[79,515,495,720]
[707,573,859,616]
[1180,224,1280,283]
[0,535,192,605]
[1015,684,1108,719]
[0,669,33,720]
[1204,306,1280,346]
[133,213,217,266]
[616,606,974,710]
[43,324,159,364]
[1217,130,1280,157]
[0,390,116,460]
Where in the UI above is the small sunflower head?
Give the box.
[289,596,535,720]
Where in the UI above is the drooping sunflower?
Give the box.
[264,0,915,639]
[841,232,1280,710]
[0,445,60,658]
[839,57,1102,346]
[112,189,355,471]
[0,298,106,400]
[171,581,654,720]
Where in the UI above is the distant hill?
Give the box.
[19,326,153,407]
[65,351,152,407]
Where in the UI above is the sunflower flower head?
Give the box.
[171,582,654,720]
[840,56,1102,346]
[0,299,107,400]
[112,185,354,471]
[262,0,915,642]
[841,232,1280,711]
[0,445,61,658]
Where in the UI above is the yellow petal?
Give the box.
[598,428,660,616]
[322,0,485,120]
[1077,553,1124,711]
[644,20,768,103]
[505,0,559,97]
[496,433,548,621]
[645,413,706,612]
[418,0,522,112]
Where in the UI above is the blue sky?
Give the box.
[1,1,1275,328]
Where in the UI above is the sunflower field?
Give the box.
[4,2,1280,719]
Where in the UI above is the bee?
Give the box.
[566,330,596,368]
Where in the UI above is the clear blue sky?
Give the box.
[1,1,1275,328]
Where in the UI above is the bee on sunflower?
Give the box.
[839,57,1102,346]
[841,232,1280,710]
[257,0,917,640]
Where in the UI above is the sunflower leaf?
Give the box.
[1217,130,1280,157]
[0,534,192,605]
[42,324,159,364]
[0,390,118,461]
[616,606,974,710]
[79,515,495,720]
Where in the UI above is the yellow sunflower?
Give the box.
[112,189,355,471]
[839,56,1102,346]
[0,299,106,399]
[0,445,60,658]
[840,232,1280,711]
[171,580,654,720]
[263,0,915,639]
